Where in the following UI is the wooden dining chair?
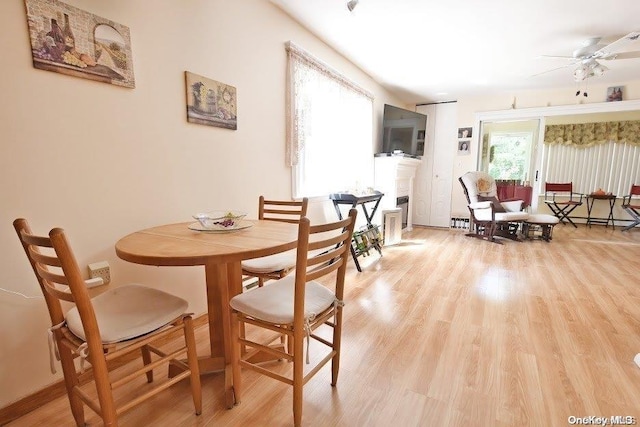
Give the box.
[229,209,357,427]
[621,184,640,231]
[544,182,584,227]
[241,196,309,287]
[13,219,202,427]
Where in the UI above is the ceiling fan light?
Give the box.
[592,64,606,76]
[573,66,587,81]
[347,0,359,12]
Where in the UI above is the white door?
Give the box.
[413,103,456,227]
[413,104,435,226]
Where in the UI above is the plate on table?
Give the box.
[188,221,253,233]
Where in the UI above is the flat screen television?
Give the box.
[380,104,427,157]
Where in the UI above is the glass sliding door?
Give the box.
[479,119,541,210]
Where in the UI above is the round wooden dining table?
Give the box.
[115,219,299,406]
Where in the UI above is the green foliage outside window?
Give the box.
[488,134,531,181]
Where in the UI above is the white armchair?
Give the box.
[459,171,529,243]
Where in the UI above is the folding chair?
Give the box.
[544,182,583,228]
[621,184,640,232]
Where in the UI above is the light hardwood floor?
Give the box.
[8,224,640,426]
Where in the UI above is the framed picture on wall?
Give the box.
[24,0,136,88]
[458,139,471,155]
[185,71,237,129]
[458,127,472,139]
[606,86,623,102]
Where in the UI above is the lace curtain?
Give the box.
[544,121,640,147]
[285,41,374,197]
[285,41,373,167]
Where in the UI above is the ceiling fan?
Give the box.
[536,31,640,82]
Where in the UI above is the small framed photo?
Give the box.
[606,86,623,102]
[417,130,425,140]
[458,139,471,155]
[458,127,472,139]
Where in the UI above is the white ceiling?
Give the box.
[271,0,640,104]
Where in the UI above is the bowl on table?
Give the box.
[192,210,247,230]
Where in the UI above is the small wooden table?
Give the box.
[115,220,298,407]
[586,194,617,229]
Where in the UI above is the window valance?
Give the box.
[285,41,373,100]
[544,121,640,147]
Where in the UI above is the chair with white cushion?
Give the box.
[241,196,308,287]
[459,171,529,243]
[230,209,357,427]
[13,218,201,427]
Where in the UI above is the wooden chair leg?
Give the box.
[141,345,153,383]
[282,325,292,356]
[293,330,304,427]
[257,277,265,287]
[230,311,243,406]
[331,309,344,386]
[183,316,202,415]
[89,351,118,426]
[58,345,85,427]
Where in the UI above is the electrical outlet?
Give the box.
[88,261,110,286]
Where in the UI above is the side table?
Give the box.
[586,194,616,229]
[330,191,384,272]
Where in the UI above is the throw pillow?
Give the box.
[477,178,492,194]
[477,195,506,212]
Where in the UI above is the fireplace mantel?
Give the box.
[374,155,422,231]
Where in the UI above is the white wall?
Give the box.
[0,0,405,408]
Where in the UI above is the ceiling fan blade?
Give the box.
[530,63,575,77]
[592,31,640,59]
[602,51,640,60]
[539,54,576,60]
[573,37,602,58]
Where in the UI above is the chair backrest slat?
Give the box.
[259,196,309,223]
[307,245,347,269]
[28,247,62,267]
[293,210,357,317]
[20,231,54,248]
[306,258,343,282]
[14,219,101,341]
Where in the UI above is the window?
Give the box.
[286,42,373,198]
[487,131,534,181]
[541,141,640,196]
[541,121,640,195]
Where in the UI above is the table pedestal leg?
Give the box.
[202,261,243,407]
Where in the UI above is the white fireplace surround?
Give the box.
[374,155,422,231]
